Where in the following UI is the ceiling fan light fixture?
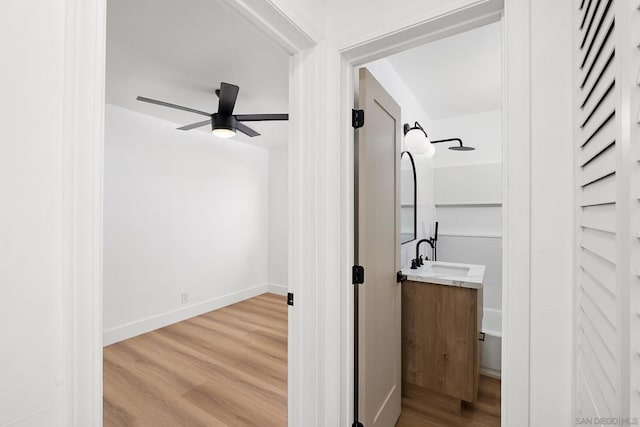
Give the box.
[212,127,236,138]
[136,82,288,138]
[211,112,237,138]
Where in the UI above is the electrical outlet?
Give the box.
[181,291,189,304]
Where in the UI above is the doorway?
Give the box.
[357,22,503,426]
[102,0,290,424]
[352,15,509,427]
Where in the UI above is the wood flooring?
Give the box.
[396,375,501,427]
[104,292,500,427]
[103,293,288,427]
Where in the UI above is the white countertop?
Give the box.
[402,261,485,289]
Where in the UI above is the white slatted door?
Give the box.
[575,0,639,420]
[575,0,620,419]
[629,0,640,417]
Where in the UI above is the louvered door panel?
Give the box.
[581,270,616,325]
[579,10,614,85]
[581,48,615,106]
[581,248,616,294]
[581,173,616,206]
[578,334,617,412]
[580,79,615,130]
[630,0,640,415]
[581,134,614,165]
[581,228,616,264]
[580,49,614,111]
[580,78,614,127]
[578,369,600,418]
[581,203,616,233]
[581,141,616,186]
[575,0,620,419]
[580,287,617,351]
[581,0,613,53]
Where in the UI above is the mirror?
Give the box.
[400,151,417,244]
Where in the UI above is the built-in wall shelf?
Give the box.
[435,202,502,207]
[439,232,503,239]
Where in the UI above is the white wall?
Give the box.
[529,0,573,423]
[268,145,288,291]
[0,1,66,425]
[362,59,436,267]
[327,0,485,47]
[103,104,271,344]
[431,109,502,167]
[434,163,502,311]
[268,0,326,41]
[429,97,503,313]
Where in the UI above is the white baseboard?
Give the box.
[266,282,288,296]
[103,284,269,346]
[480,367,502,379]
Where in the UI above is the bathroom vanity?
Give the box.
[401,261,485,414]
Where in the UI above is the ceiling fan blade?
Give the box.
[217,82,239,116]
[235,122,261,137]
[136,96,211,117]
[177,119,211,131]
[235,114,289,121]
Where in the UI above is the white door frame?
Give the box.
[63,0,532,425]
[62,0,318,425]
[335,1,531,425]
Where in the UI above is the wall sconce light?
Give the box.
[403,122,434,158]
[403,121,475,158]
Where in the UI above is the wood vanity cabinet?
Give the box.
[402,280,483,409]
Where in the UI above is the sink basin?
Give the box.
[423,263,470,276]
[402,261,485,289]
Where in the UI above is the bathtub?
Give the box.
[481,307,502,378]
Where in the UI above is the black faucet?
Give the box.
[410,222,439,269]
[412,238,435,269]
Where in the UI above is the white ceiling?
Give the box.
[106,0,290,148]
[387,22,501,120]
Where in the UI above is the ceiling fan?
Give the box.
[136,82,288,138]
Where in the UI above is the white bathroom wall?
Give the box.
[363,59,436,267]
[431,109,502,167]
[103,104,271,344]
[426,85,503,310]
[434,163,502,311]
[431,105,503,376]
[267,145,288,294]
